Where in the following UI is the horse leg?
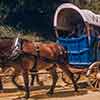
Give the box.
[59,64,78,92]
[36,74,44,86]
[74,74,80,82]
[30,70,44,86]
[22,71,30,99]
[65,71,78,92]
[47,64,58,96]
[65,72,78,92]
[30,70,37,86]
[12,75,24,90]
[30,55,38,86]
[71,74,78,92]
[0,77,3,91]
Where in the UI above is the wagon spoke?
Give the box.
[87,62,100,91]
[91,79,97,86]
[99,81,100,90]
[95,80,98,88]
[96,80,100,90]
[89,75,96,80]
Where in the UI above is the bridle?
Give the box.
[9,33,21,58]
[0,34,22,65]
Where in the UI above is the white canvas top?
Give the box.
[81,9,100,26]
[54,3,100,27]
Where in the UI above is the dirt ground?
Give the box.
[0,74,100,100]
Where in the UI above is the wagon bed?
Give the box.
[54,3,100,91]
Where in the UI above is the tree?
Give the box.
[0,0,100,34]
[0,0,71,32]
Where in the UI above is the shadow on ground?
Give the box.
[30,89,88,100]
[0,82,89,100]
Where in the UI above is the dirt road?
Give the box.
[0,86,100,100]
[0,77,100,100]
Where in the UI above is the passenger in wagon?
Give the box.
[67,24,79,38]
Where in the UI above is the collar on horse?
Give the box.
[34,45,66,64]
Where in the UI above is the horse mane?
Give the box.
[21,38,33,43]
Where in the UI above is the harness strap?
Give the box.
[35,46,40,58]
[30,46,40,72]
[31,55,38,72]
[9,34,21,58]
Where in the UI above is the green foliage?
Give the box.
[78,0,100,13]
[0,0,100,39]
[0,25,16,37]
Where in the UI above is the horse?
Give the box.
[0,36,81,99]
[0,36,67,99]
[29,42,80,95]
[0,36,51,99]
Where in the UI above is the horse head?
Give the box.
[0,37,14,57]
[0,33,22,61]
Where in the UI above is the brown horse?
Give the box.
[0,37,68,99]
[30,42,79,95]
[0,37,37,99]
[0,37,80,99]
[0,37,50,98]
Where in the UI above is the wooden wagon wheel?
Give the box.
[87,61,100,91]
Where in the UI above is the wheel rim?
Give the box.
[88,64,100,91]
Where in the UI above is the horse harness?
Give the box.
[34,44,67,64]
[0,36,22,66]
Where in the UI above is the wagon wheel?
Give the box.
[87,61,100,91]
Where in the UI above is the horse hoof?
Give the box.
[20,97,28,100]
[38,81,44,86]
[17,86,24,90]
[0,87,3,91]
[0,90,4,93]
[29,86,33,90]
[74,91,79,96]
[47,91,54,96]
[12,97,27,100]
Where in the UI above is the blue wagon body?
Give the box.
[54,3,100,68]
[54,3,100,90]
[57,34,98,67]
